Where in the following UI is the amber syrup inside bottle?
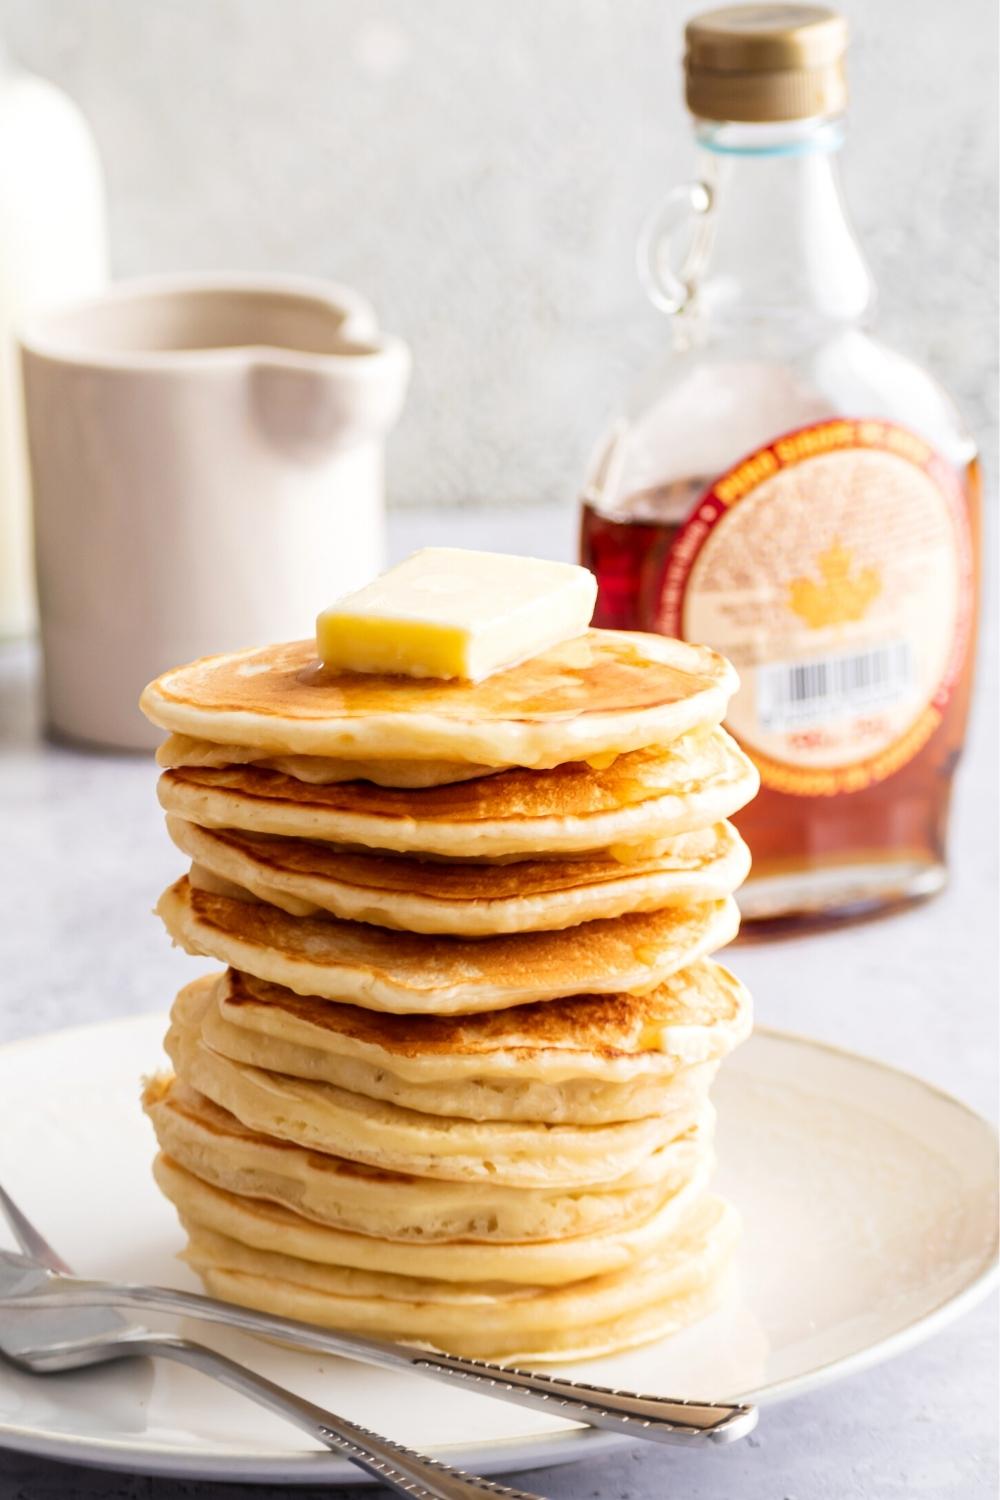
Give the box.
[582,460,981,935]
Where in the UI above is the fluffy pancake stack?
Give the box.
[140,628,758,1361]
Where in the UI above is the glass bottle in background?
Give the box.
[0,36,108,638]
[580,4,980,934]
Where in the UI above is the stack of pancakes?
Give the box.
[140,628,758,1361]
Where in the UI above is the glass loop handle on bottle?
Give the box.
[637,180,712,315]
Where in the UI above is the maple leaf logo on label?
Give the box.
[787,541,881,629]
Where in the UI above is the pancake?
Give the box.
[156,734,499,787]
[157,877,741,1014]
[179,1195,740,1361]
[156,727,759,858]
[152,1152,712,1285]
[144,1075,714,1244]
[201,966,751,1122]
[139,630,738,768]
[168,816,751,934]
[165,980,716,1187]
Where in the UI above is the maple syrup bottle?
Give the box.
[580,4,980,933]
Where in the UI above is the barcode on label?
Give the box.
[756,642,914,732]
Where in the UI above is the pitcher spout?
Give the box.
[250,335,411,461]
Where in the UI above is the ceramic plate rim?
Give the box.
[0,1014,995,1485]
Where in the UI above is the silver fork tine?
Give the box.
[0,1183,73,1275]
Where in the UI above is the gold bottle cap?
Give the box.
[685,4,848,123]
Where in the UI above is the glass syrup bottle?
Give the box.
[580,3,980,934]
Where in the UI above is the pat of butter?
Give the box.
[316,548,598,680]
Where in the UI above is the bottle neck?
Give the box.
[683,116,874,334]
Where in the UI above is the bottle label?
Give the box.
[657,419,974,796]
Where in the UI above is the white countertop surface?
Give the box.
[1,506,996,1500]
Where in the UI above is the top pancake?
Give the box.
[140,630,738,768]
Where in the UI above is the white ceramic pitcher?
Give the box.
[19,273,410,749]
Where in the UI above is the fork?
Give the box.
[0,1181,758,1445]
[0,1185,543,1499]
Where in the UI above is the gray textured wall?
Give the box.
[2,0,995,508]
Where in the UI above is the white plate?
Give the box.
[0,1016,995,1484]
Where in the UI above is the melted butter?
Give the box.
[585,751,620,771]
[161,631,704,724]
[632,945,667,968]
[609,838,676,864]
